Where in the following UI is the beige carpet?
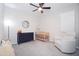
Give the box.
[13,40,78,56]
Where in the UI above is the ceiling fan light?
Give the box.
[38,7,42,11]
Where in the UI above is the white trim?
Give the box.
[34,32,36,40]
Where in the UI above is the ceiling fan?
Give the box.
[30,3,51,13]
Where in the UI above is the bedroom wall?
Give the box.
[39,13,60,42]
[3,3,79,47]
[39,3,77,42]
[75,4,79,49]
[0,4,4,40]
[39,3,79,49]
[60,10,75,33]
[4,6,38,44]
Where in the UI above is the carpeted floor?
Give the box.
[13,40,79,56]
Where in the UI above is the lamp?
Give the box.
[38,7,43,11]
[4,20,13,39]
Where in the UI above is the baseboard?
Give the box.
[76,47,79,49]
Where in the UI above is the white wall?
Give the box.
[60,10,75,33]
[59,4,79,49]
[39,4,77,42]
[38,13,61,41]
[4,7,38,44]
[75,5,79,49]
[3,3,79,47]
[0,4,4,40]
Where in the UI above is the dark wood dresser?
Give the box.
[17,32,34,44]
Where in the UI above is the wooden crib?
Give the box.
[36,32,49,42]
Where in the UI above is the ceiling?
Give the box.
[4,3,79,14]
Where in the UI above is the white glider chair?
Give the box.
[0,40,15,56]
[54,32,76,53]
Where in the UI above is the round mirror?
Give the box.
[22,20,29,28]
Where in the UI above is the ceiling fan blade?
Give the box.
[30,3,39,8]
[39,3,44,7]
[33,9,38,12]
[43,7,51,9]
[41,10,43,13]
